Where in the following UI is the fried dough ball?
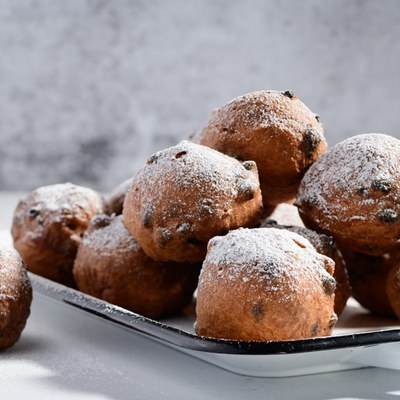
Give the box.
[123,141,263,263]
[297,134,400,256]
[194,90,326,207]
[73,215,200,319]
[0,246,32,350]
[12,183,106,287]
[342,250,396,317]
[106,178,132,215]
[260,219,351,315]
[195,228,337,341]
[386,254,400,319]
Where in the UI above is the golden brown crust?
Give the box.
[123,141,263,263]
[0,246,32,350]
[12,183,106,287]
[342,249,396,317]
[260,220,351,316]
[195,228,337,341]
[194,90,326,207]
[297,134,400,256]
[73,215,200,319]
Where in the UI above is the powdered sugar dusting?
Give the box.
[198,90,322,143]
[82,215,139,255]
[12,183,106,248]
[0,245,31,301]
[29,182,103,212]
[130,140,260,223]
[200,228,333,303]
[297,133,400,226]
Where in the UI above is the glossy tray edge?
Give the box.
[29,272,400,356]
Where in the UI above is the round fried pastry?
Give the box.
[194,90,326,207]
[297,134,400,256]
[73,215,200,319]
[342,250,395,317]
[12,182,106,287]
[123,140,263,263]
[0,246,32,350]
[195,228,337,341]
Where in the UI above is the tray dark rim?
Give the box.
[30,272,400,356]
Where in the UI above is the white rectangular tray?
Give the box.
[30,273,400,378]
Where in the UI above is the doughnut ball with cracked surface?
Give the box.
[123,140,263,263]
[0,246,32,350]
[73,215,200,319]
[194,90,326,208]
[260,219,351,316]
[195,228,337,341]
[297,134,400,257]
[12,183,107,287]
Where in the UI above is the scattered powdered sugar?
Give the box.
[198,90,322,143]
[27,182,103,213]
[0,245,31,301]
[200,227,332,302]
[12,182,106,244]
[82,215,139,255]
[132,140,260,223]
[298,133,400,225]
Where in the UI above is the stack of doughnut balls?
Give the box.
[7,89,400,346]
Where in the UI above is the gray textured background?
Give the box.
[1,0,400,192]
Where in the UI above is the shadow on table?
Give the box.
[5,293,400,400]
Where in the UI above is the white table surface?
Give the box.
[2,191,400,400]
